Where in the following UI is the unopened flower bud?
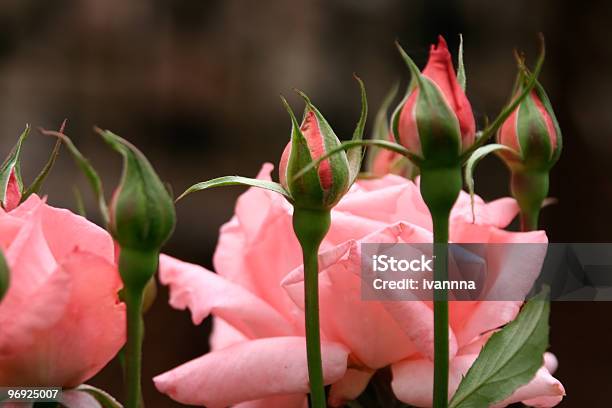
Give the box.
[394,36,476,166]
[497,81,562,230]
[0,127,29,211]
[497,85,561,172]
[279,97,350,210]
[100,129,175,289]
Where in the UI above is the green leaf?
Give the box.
[178,176,292,202]
[457,34,466,91]
[21,120,66,202]
[464,144,517,222]
[347,74,368,184]
[0,248,9,302]
[449,289,550,408]
[73,384,123,408]
[0,125,30,208]
[42,128,109,225]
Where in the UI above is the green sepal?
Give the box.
[178,176,292,202]
[457,34,466,91]
[391,43,419,146]
[347,75,368,184]
[42,128,109,225]
[464,144,518,222]
[449,289,551,408]
[396,42,462,166]
[0,125,30,209]
[533,80,562,165]
[98,128,175,253]
[366,82,398,172]
[0,249,9,302]
[73,384,124,408]
[21,120,66,203]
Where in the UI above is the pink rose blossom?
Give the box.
[0,194,125,387]
[155,163,564,407]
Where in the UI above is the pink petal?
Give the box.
[0,251,125,387]
[213,164,303,321]
[154,337,348,408]
[209,317,248,351]
[456,301,522,346]
[391,354,476,407]
[283,223,456,367]
[160,254,294,339]
[451,193,519,229]
[1,201,58,311]
[0,209,24,248]
[39,198,115,264]
[336,177,432,231]
[493,366,565,407]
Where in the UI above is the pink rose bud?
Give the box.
[496,80,561,230]
[0,126,30,211]
[497,84,561,171]
[393,36,476,165]
[279,96,351,210]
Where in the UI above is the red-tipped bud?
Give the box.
[394,36,476,165]
[279,97,350,210]
[497,85,561,171]
[0,126,29,211]
[497,80,561,230]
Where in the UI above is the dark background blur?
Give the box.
[1,0,610,406]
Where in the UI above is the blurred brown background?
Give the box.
[0,0,610,406]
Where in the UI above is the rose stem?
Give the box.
[293,208,332,408]
[119,249,158,408]
[420,165,462,408]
